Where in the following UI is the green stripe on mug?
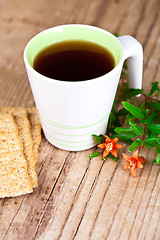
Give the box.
[40,112,107,129]
[44,123,106,137]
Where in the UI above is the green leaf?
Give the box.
[129,120,143,136]
[150,131,160,137]
[145,143,152,148]
[125,113,135,124]
[106,127,115,135]
[108,112,116,128]
[140,102,146,112]
[147,82,160,97]
[138,119,145,124]
[149,101,160,111]
[155,148,160,154]
[144,111,159,124]
[156,154,160,164]
[147,124,160,134]
[145,109,149,118]
[123,64,127,69]
[114,33,119,37]
[121,139,134,144]
[146,129,151,137]
[92,134,105,144]
[122,102,145,119]
[145,137,160,143]
[114,127,135,134]
[89,151,101,158]
[123,89,143,100]
[111,132,136,140]
[117,108,128,116]
[129,139,143,152]
[122,71,127,76]
[145,141,160,148]
[144,137,160,148]
[152,160,157,164]
[114,116,121,127]
[108,153,119,162]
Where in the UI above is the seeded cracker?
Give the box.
[27,108,41,162]
[0,113,33,198]
[1,107,38,187]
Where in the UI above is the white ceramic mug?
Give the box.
[24,24,143,151]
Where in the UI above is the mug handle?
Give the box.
[118,36,143,90]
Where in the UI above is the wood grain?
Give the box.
[0,0,160,239]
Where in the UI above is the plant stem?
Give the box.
[142,123,147,147]
[142,93,160,103]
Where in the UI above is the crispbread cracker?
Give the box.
[0,113,33,198]
[1,107,38,187]
[27,108,41,162]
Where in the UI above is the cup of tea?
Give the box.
[24,24,143,151]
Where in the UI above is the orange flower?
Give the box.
[122,150,146,177]
[97,135,124,158]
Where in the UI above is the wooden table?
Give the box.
[0,0,160,239]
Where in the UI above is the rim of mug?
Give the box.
[24,24,125,86]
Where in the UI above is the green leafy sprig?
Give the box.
[111,81,160,163]
[89,33,160,172]
[90,70,160,164]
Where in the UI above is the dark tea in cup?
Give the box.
[33,40,115,81]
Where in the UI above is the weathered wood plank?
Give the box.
[35,149,94,240]
[0,0,159,239]
[59,156,119,240]
[74,157,123,240]
[138,171,160,240]
[119,151,160,240]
